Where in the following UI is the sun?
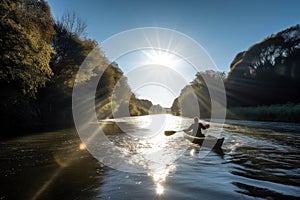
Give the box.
[142,49,181,67]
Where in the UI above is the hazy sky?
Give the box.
[48,0,300,107]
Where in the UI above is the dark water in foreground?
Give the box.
[0,115,299,200]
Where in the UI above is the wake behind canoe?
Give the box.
[183,133,224,150]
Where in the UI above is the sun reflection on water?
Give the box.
[148,164,176,195]
[156,183,164,195]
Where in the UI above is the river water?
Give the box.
[0,114,299,200]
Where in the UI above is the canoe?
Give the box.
[184,133,224,150]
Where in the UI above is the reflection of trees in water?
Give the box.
[0,130,106,200]
[36,154,103,200]
[100,121,137,135]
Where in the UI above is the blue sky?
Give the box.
[48,0,300,107]
[48,0,300,71]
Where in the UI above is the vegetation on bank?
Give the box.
[171,25,300,122]
[171,70,226,118]
[227,103,300,123]
[225,25,300,107]
[0,0,152,137]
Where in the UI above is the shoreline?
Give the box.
[226,103,300,123]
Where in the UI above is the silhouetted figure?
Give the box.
[183,117,209,138]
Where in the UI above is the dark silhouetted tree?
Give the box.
[0,0,55,134]
[226,25,300,107]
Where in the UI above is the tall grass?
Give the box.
[227,103,300,123]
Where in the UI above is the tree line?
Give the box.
[0,0,152,137]
[171,25,300,122]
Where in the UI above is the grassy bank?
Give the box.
[227,103,300,123]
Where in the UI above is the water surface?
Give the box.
[0,115,299,199]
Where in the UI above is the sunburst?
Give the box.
[142,49,182,67]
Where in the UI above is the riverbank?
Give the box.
[227,103,300,123]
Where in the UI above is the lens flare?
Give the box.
[79,143,86,150]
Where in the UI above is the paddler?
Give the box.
[183,117,210,138]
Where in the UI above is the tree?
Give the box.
[38,12,98,128]
[226,25,300,107]
[0,0,55,96]
[56,11,87,38]
[171,70,225,118]
[0,0,55,134]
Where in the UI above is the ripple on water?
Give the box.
[1,116,300,199]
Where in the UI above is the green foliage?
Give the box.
[171,70,225,118]
[227,103,300,123]
[38,13,99,128]
[40,11,153,126]
[171,98,181,115]
[0,0,55,96]
[0,3,154,135]
[0,0,55,134]
[95,63,129,119]
[130,98,153,116]
[170,25,300,123]
[51,22,98,88]
[95,63,153,119]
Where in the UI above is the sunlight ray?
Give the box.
[31,142,87,200]
[31,168,63,200]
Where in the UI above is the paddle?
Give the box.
[164,130,184,136]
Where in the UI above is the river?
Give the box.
[0,114,299,200]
